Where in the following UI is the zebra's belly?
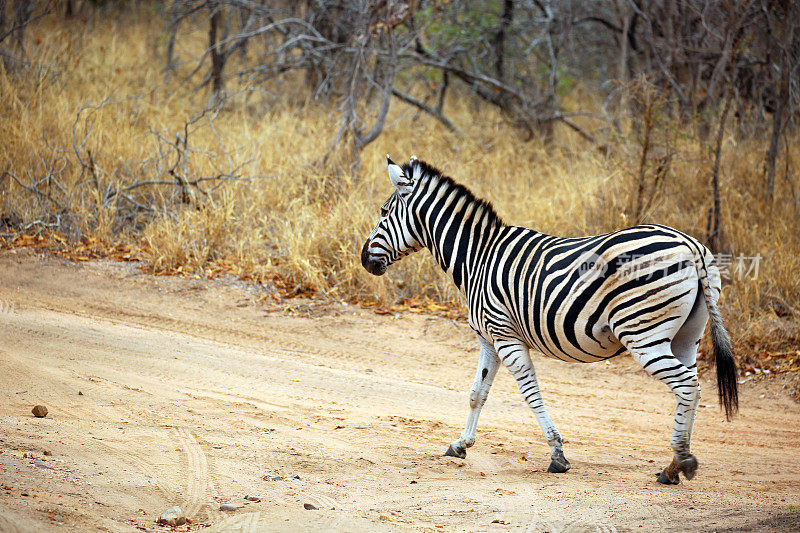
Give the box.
[527,323,625,363]
[537,339,625,363]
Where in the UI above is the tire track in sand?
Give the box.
[0,512,25,533]
[206,511,264,533]
[173,427,216,522]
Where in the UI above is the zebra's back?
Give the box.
[472,224,717,363]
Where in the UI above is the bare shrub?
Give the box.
[2,2,800,363]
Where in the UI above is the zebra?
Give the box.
[361,155,738,484]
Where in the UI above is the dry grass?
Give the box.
[2,9,799,364]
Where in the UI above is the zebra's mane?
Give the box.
[403,159,504,227]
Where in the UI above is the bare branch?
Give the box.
[391,88,464,136]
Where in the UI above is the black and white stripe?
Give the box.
[361,156,738,483]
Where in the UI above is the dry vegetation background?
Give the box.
[1,1,799,374]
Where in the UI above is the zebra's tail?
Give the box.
[695,249,739,420]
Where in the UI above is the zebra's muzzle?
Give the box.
[361,241,388,276]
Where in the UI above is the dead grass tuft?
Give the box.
[2,9,799,367]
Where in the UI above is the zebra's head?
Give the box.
[361,155,423,276]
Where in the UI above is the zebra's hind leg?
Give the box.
[612,281,703,483]
[664,287,710,482]
[622,339,701,484]
[494,338,570,473]
[445,337,500,459]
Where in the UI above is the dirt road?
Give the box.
[0,250,798,532]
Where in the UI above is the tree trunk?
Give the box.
[492,0,513,82]
[765,17,795,200]
[208,0,225,103]
[708,92,733,253]
[0,0,6,36]
[165,0,181,74]
[13,0,33,51]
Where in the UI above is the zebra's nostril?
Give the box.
[361,240,371,269]
[366,259,387,276]
[360,241,387,276]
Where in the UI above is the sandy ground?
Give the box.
[0,249,798,533]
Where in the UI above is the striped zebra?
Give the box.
[361,155,738,484]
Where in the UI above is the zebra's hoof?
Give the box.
[444,444,466,459]
[547,459,570,473]
[656,470,680,485]
[680,455,699,480]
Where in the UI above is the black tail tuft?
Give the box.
[696,249,739,420]
[712,322,739,420]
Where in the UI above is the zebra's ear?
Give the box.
[387,154,413,195]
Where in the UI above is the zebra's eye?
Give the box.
[380,207,389,217]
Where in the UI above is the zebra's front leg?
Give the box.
[495,339,570,473]
[445,337,500,459]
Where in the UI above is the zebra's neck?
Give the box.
[410,173,505,292]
